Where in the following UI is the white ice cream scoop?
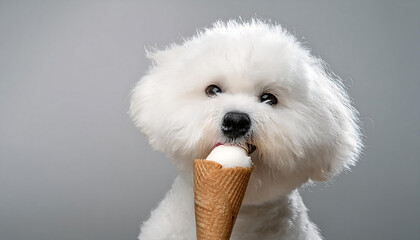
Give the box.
[206,144,252,168]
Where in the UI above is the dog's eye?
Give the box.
[260,93,278,106]
[205,85,222,97]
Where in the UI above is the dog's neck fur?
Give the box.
[138,173,322,240]
[232,189,322,239]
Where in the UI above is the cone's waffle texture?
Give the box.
[193,159,254,240]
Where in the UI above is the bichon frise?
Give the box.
[130,20,362,240]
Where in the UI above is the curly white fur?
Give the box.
[130,19,362,240]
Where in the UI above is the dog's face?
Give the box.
[130,21,362,204]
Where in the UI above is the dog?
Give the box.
[129,20,362,240]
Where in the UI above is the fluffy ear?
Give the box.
[130,45,184,151]
[306,64,363,181]
[129,74,164,151]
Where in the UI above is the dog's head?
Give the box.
[130,20,362,204]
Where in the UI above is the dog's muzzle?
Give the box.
[221,112,251,139]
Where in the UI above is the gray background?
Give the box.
[1,1,419,240]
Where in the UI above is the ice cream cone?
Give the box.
[193,159,254,240]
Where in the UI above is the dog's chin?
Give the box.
[242,162,309,205]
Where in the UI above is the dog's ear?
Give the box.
[129,74,164,151]
[129,46,184,151]
[304,64,363,182]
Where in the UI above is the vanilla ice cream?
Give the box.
[206,144,252,168]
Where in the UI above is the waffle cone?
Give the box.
[193,159,254,240]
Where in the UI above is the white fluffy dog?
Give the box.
[130,20,362,240]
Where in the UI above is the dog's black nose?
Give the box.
[221,112,251,139]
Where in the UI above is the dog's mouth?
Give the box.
[213,142,257,155]
[246,143,257,154]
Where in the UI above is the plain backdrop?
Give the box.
[1,1,419,240]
